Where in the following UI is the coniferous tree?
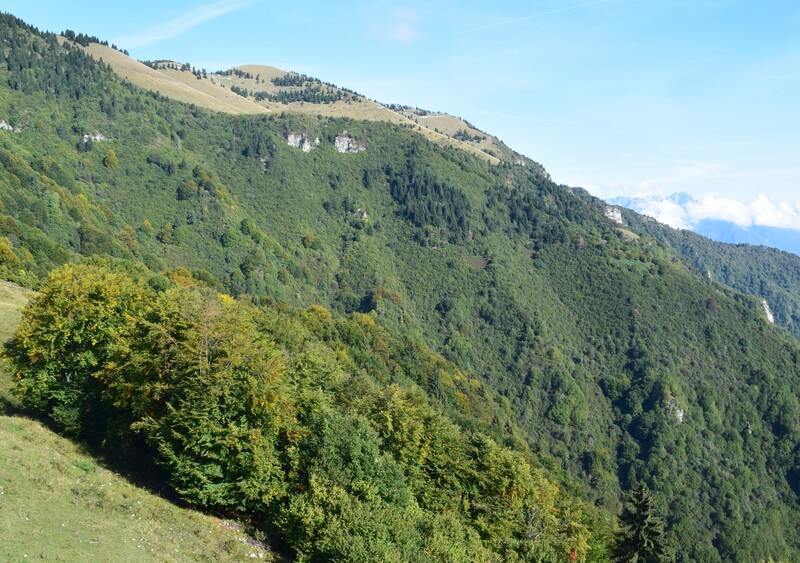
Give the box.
[614,483,667,562]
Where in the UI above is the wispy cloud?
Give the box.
[462,0,611,34]
[116,0,257,49]
[370,9,424,44]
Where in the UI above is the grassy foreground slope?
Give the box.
[0,416,274,562]
[0,281,276,562]
[0,280,31,407]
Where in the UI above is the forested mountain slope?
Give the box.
[604,203,800,340]
[2,13,800,561]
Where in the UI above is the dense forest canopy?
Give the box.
[2,12,800,561]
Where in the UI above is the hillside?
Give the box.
[79,41,518,166]
[603,202,800,340]
[0,416,275,561]
[0,281,277,561]
[2,13,800,561]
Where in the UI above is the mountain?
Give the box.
[2,13,800,561]
[78,40,535,169]
[610,193,800,256]
[694,220,800,256]
[601,198,800,340]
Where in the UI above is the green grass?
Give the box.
[615,227,640,241]
[0,280,32,412]
[612,257,650,272]
[0,279,31,341]
[465,255,488,270]
[0,416,275,562]
[0,281,278,561]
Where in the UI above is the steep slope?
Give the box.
[0,281,276,561]
[0,417,275,561]
[604,203,800,340]
[0,280,32,405]
[2,13,800,561]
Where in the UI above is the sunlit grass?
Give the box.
[0,415,275,561]
[80,43,500,164]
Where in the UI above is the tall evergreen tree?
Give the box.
[614,483,667,562]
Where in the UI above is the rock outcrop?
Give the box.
[0,119,21,133]
[287,132,318,153]
[762,299,775,323]
[666,396,685,423]
[83,132,107,143]
[604,206,624,225]
[335,134,365,153]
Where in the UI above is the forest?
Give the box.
[1,12,800,561]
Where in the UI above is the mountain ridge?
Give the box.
[78,40,534,167]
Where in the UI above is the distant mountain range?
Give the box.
[609,192,800,256]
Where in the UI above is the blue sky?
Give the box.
[4,0,800,227]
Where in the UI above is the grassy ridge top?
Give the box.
[81,42,270,115]
[78,42,504,164]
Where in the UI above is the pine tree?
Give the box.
[614,483,667,562]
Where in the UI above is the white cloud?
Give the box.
[639,199,692,230]
[686,195,753,227]
[748,194,800,229]
[370,10,424,44]
[629,192,800,230]
[116,0,257,49]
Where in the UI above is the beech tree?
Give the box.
[5,260,153,438]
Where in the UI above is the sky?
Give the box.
[4,0,800,229]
